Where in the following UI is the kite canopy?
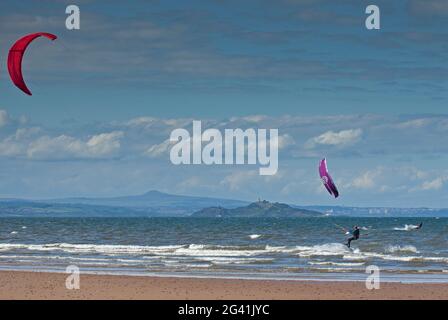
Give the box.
[7,32,57,96]
[319,158,339,198]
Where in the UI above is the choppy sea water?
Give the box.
[0,217,448,282]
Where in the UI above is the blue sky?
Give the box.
[0,0,448,207]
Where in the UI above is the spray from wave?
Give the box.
[394,224,419,231]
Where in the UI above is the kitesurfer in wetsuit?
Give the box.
[415,222,423,230]
[346,226,360,248]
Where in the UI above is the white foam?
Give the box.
[294,243,350,257]
[308,261,365,267]
[249,234,261,239]
[0,243,185,255]
[385,245,419,254]
[1,242,447,266]
[0,242,350,258]
[175,245,262,257]
[199,256,273,264]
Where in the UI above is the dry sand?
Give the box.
[0,271,447,300]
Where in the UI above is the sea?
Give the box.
[1,217,447,283]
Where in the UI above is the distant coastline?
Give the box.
[1,190,448,217]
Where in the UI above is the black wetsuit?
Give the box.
[347,228,360,248]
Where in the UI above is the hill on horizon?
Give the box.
[193,200,323,218]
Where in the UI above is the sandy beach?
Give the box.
[0,271,447,300]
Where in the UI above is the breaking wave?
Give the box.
[0,242,447,275]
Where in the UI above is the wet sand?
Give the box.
[0,271,447,300]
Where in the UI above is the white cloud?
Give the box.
[0,110,9,127]
[5,113,448,163]
[14,127,42,140]
[401,167,428,181]
[0,139,23,157]
[306,128,362,148]
[27,135,83,159]
[126,116,192,131]
[396,118,430,129]
[277,134,295,150]
[27,131,123,160]
[126,117,158,127]
[220,170,258,191]
[420,177,445,191]
[144,130,292,160]
[145,139,174,158]
[3,112,448,206]
[86,132,124,156]
[349,168,382,190]
[230,115,267,123]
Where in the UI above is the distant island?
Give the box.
[192,200,323,218]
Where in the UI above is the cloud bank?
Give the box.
[1,109,448,207]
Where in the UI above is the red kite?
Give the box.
[7,32,57,96]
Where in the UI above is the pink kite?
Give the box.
[319,158,339,198]
[8,32,57,95]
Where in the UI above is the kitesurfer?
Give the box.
[346,226,360,248]
[415,222,423,230]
